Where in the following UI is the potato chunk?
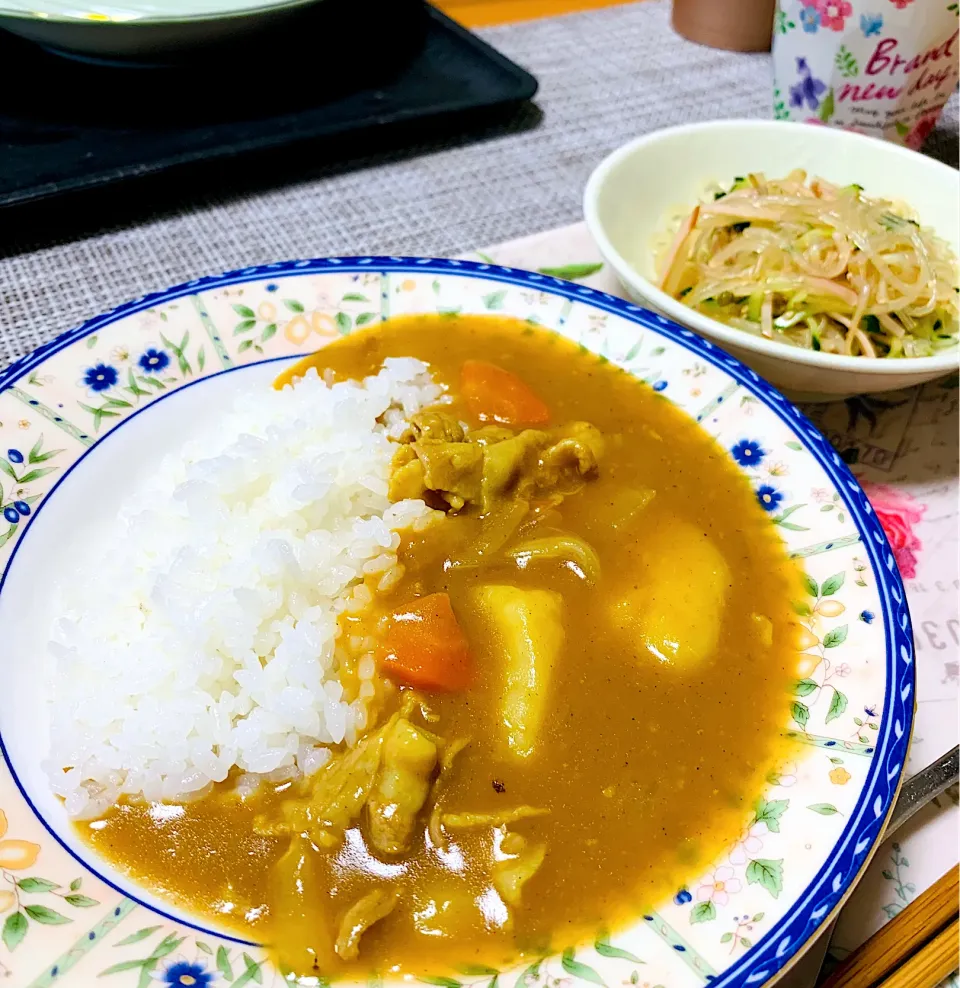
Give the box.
[470,585,564,759]
[611,520,730,667]
[271,835,337,974]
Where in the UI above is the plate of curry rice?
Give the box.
[0,259,912,988]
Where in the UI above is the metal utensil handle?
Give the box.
[887,745,959,835]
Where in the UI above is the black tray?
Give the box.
[0,1,538,211]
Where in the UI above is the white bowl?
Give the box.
[583,119,960,402]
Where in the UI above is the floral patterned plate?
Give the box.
[0,259,913,988]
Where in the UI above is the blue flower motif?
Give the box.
[864,705,878,718]
[6,449,23,464]
[652,380,668,392]
[860,12,882,36]
[3,506,19,524]
[731,439,766,467]
[800,7,820,31]
[790,74,827,110]
[266,283,278,292]
[790,56,827,110]
[13,501,30,516]
[160,960,215,987]
[138,348,171,374]
[674,887,693,905]
[84,363,118,392]
[757,485,784,512]
[859,609,875,624]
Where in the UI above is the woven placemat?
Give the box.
[0,0,957,367]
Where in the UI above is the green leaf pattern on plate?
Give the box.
[690,902,716,924]
[719,911,764,954]
[785,571,863,737]
[745,859,785,899]
[593,936,643,963]
[537,263,604,280]
[0,434,66,549]
[808,803,841,816]
[95,927,267,987]
[561,948,606,986]
[0,873,100,958]
[76,326,206,433]
[753,798,789,834]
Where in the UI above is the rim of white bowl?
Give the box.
[583,119,960,377]
[0,0,319,25]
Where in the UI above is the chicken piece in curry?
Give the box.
[79,315,802,981]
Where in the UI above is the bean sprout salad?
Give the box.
[655,171,959,358]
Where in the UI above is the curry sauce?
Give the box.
[79,315,803,980]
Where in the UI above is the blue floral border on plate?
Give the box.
[0,257,915,988]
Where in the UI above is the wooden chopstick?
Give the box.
[820,866,958,988]
[877,917,959,988]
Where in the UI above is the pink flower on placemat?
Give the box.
[860,482,926,578]
[887,0,915,9]
[904,112,940,151]
[813,0,853,30]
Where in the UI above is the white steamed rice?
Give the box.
[45,358,441,818]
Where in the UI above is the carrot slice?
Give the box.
[381,592,474,692]
[461,360,550,426]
